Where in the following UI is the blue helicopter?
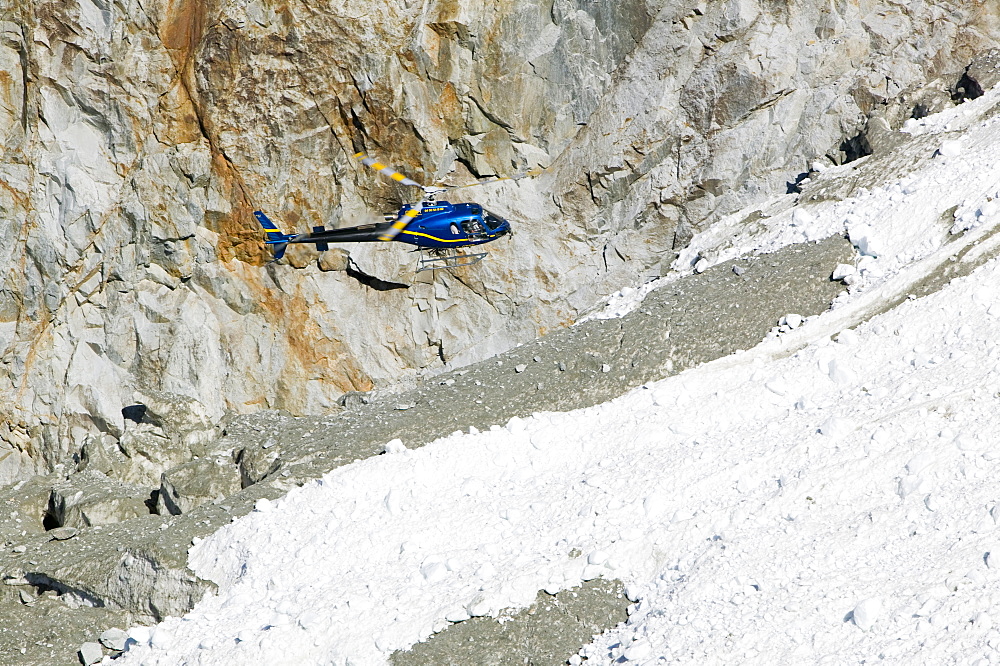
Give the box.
[255,153,516,272]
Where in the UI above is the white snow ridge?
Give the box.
[115,91,1000,664]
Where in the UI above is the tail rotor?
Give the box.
[253,210,299,261]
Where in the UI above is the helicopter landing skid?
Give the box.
[416,248,488,273]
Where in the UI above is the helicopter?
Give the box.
[254,152,520,272]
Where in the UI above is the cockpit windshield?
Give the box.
[483,210,506,231]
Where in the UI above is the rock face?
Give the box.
[2,0,1000,483]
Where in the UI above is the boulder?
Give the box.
[0,475,58,541]
[237,441,284,488]
[99,628,129,652]
[157,457,242,515]
[47,471,151,529]
[78,642,104,666]
[116,391,221,486]
[78,431,139,481]
[47,526,78,541]
[318,248,351,272]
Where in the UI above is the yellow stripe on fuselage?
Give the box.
[399,230,483,243]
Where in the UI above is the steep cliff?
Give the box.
[2,0,999,484]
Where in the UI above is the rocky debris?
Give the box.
[47,471,151,529]
[18,208,1000,664]
[0,233,855,664]
[157,457,242,516]
[318,248,351,272]
[12,514,219,625]
[0,582,130,666]
[391,578,628,666]
[215,235,856,497]
[791,109,985,208]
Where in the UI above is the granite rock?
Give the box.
[47,470,151,529]
[78,641,104,665]
[157,457,242,516]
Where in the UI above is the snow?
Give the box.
[938,139,964,158]
[578,280,662,322]
[114,92,1000,664]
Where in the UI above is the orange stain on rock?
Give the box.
[203,153,266,265]
[156,80,203,144]
[234,268,374,409]
[159,0,208,60]
[438,82,464,141]
[155,1,263,265]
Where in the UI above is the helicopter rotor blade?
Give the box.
[378,199,423,242]
[355,152,426,188]
[355,150,547,196]
[432,166,547,194]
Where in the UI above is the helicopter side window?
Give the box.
[461,218,484,235]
